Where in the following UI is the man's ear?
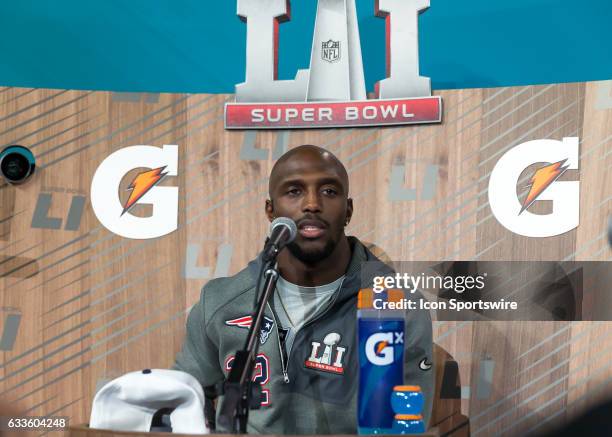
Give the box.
[265,199,274,222]
[345,198,354,226]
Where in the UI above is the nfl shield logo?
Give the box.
[321,39,340,63]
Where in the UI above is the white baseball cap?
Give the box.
[90,369,209,434]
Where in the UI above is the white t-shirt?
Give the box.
[273,275,345,356]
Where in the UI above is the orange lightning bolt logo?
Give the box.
[121,166,168,216]
[519,159,569,215]
[376,341,389,355]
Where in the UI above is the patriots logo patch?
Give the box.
[225,315,275,345]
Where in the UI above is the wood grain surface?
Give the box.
[0,81,609,436]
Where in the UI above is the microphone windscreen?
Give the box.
[270,217,297,242]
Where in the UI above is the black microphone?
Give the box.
[219,218,296,432]
[262,217,297,262]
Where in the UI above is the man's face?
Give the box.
[266,153,353,264]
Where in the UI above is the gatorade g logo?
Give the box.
[365,332,404,366]
[91,145,179,239]
[488,137,579,237]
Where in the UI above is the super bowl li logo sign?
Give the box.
[224,0,442,129]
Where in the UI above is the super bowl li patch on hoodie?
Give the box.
[305,332,347,374]
[225,315,275,345]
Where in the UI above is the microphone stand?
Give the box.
[218,259,280,433]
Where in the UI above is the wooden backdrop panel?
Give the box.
[0,81,609,436]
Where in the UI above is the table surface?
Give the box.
[69,425,440,437]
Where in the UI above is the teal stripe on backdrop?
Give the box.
[0,0,609,93]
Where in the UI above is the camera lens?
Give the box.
[1,153,29,181]
[0,145,35,184]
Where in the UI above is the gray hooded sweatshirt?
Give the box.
[174,237,433,434]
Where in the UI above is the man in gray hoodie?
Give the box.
[174,145,433,434]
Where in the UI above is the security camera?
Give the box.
[0,145,35,184]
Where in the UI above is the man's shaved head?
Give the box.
[268,145,349,198]
[265,144,353,266]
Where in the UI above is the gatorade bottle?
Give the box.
[391,415,426,434]
[391,386,425,434]
[357,289,405,434]
[391,386,424,415]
